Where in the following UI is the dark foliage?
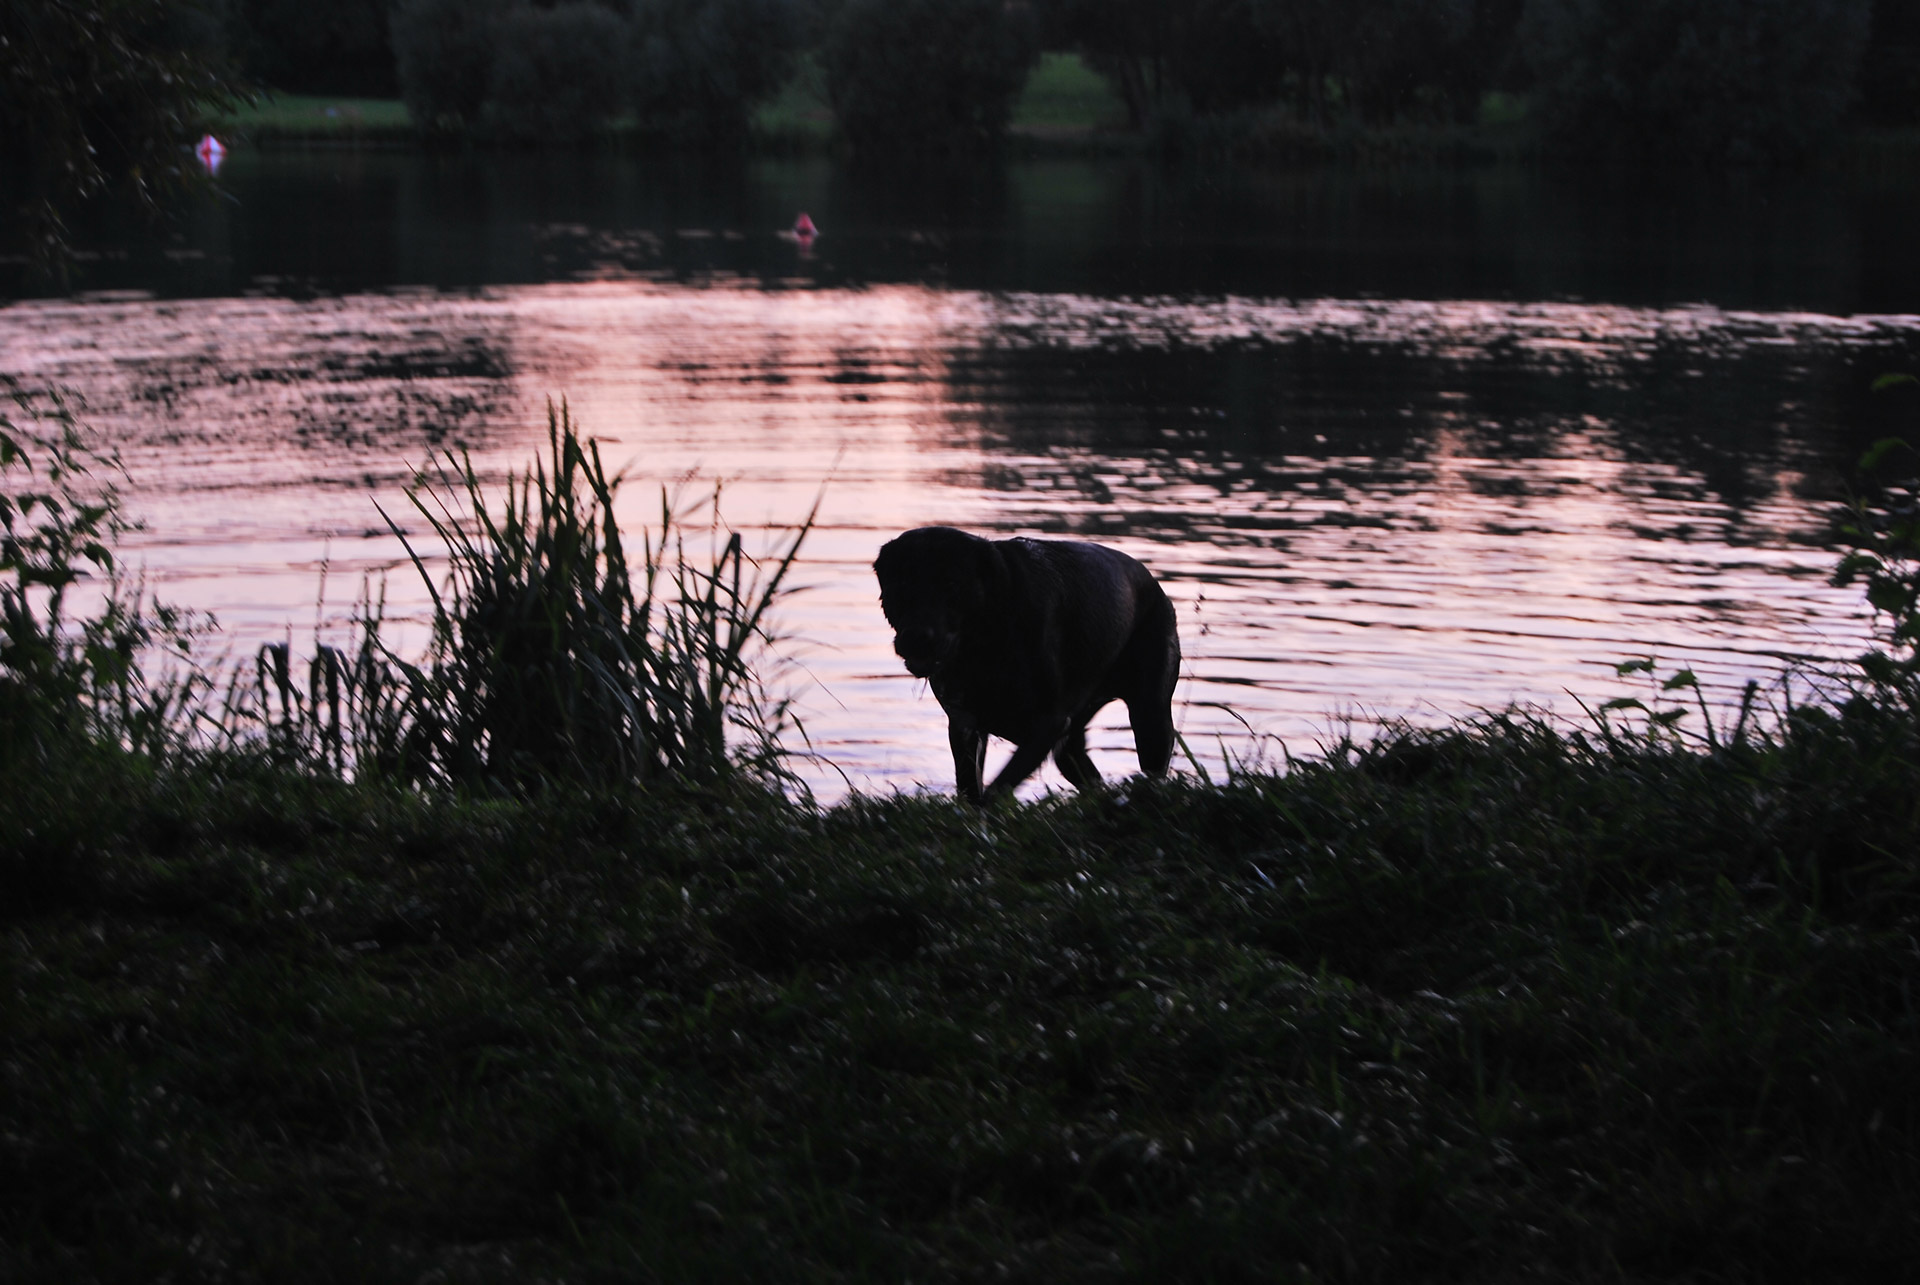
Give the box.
[1834,386,1920,697]
[629,0,807,141]
[485,2,628,142]
[821,0,1040,155]
[1521,0,1874,163]
[1048,0,1522,128]
[390,0,515,132]
[0,0,238,268]
[227,0,397,96]
[1859,0,1920,125]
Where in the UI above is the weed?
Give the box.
[1,386,212,764]
[364,400,813,793]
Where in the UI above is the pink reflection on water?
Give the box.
[0,283,1896,798]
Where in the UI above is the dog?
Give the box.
[874,526,1181,802]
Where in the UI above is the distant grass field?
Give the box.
[752,53,834,146]
[1012,52,1131,132]
[215,93,413,139]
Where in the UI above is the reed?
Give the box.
[366,400,814,793]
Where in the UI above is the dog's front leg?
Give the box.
[983,737,1056,801]
[949,719,989,804]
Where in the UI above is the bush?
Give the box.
[228,0,397,97]
[1,389,210,764]
[484,2,628,142]
[391,0,515,133]
[1521,0,1873,163]
[630,0,807,141]
[822,0,1040,154]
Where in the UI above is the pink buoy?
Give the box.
[195,134,226,175]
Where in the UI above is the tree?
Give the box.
[227,0,397,98]
[1046,0,1519,129]
[821,0,1040,155]
[1521,0,1874,163]
[629,0,807,142]
[485,2,628,142]
[1,0,239,268]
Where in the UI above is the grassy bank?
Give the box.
[5,700,1918,1282]
[6,399,1918,1279]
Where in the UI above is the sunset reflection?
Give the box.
[1,283,1903,797]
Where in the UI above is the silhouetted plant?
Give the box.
[1834,377,1920,704]
[1520,0,1873,164]
[1,388,212,763]
[822,0,1039,155]
[368,402,813,794]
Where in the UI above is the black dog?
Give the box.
[874,527,1181,802]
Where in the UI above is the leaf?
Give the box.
[1600,697,1645,712]
[1869,373,1918,392]
[1651,708,1689,727]
[1661,668,1698,691]
[1614,658,1655,676]
[1859,436,1917,473]
[1867,581,1910,614]
[1832,552,1880,586]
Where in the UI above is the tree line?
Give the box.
[189,0,1918,160]
[5,0,1920,254]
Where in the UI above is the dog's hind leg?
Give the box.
[1121,600,1181,779]
[1126,694,1176,777]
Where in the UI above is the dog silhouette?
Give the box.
[875,527,1181,801]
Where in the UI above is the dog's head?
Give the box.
[874,527,1001,679]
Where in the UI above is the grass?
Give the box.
[3,705,1917,1281]
[6,397,1919,1280]
[212,93,414,142]
[1011,52,1132,133]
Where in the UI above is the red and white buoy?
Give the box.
[195,134,227,175]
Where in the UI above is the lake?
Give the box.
[5,149,1919,797]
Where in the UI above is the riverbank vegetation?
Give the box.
[10,1,1920,268]
[5,393,1919,1279]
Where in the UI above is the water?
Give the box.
[6,150,1919,797]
